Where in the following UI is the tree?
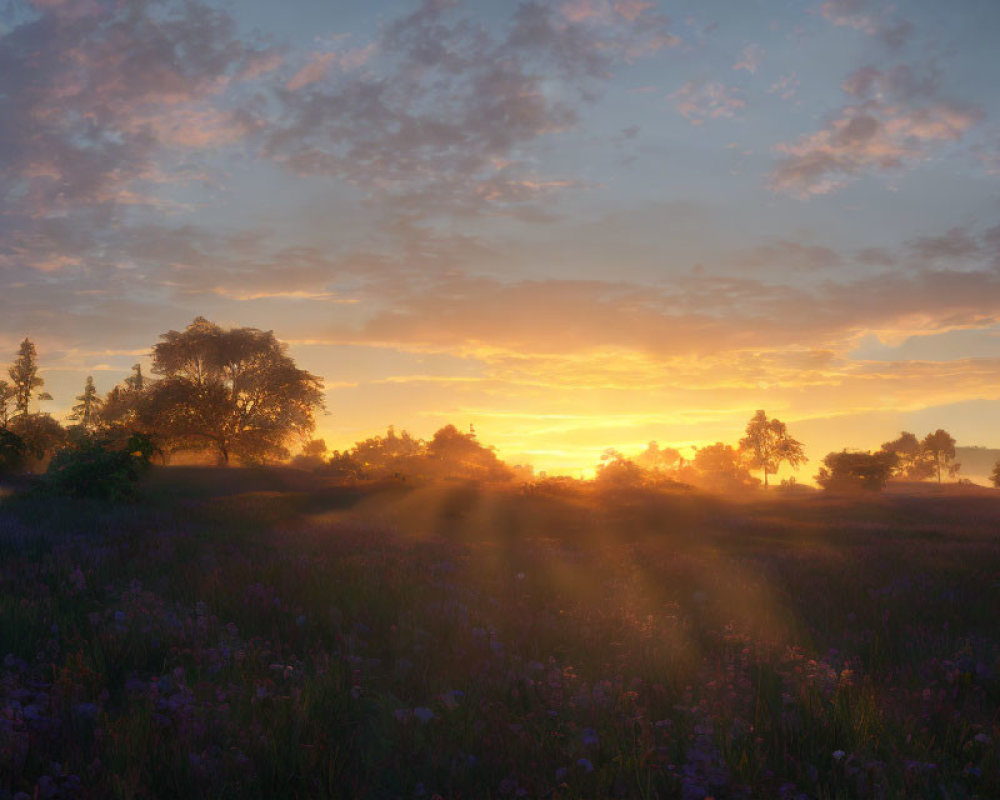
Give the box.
[992,460,1000,489]
[879,431,934,480]
[0,380,14,428]
[291,438,328,470]
[69,376,103,431]
[125,363,146,393]
[100,364,155,435]
[815,450,895,492]
[691,442,759,491]
[738,410,805,488]
[0,428,27,475]
[634,441,683,473]
[302,439,327,458]
[921,429,959,484]
[351,426,425,477]
[425,424,512,481]
[8,413,66,463]
[595,448,646,489]
[8,338,52,417]
[145,317,324,464]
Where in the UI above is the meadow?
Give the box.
[1,470,998,799]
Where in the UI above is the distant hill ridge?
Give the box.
[956,446,1000,477]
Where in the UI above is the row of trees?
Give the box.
[1,318,325,470]
[295,424,526,483]
[1,321,995,492]
[816,429,961,491]
[592,410,806,492]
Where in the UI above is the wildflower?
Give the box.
[414,707,435,724]
[833,750,846,760]
[582,728,599,747]
[577,758,594,773]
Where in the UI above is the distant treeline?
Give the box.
[2,318,998,494]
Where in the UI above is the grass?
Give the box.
[0,468,998,798]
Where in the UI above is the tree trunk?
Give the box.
[218,442,229,466]
[764,468,769,488]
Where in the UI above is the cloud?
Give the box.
[770,63,983,196]
[285,44,376,91]
[768,72,799,101]
[733,43,765,74]
[818,0,913,49]
[733,240,842,271]
[264,0,673,218]
[907,227,981,264]
[670,81,746,125]
[0,0,273,228]
[855,247,897,267]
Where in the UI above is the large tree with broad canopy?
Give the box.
[146,317,324,464]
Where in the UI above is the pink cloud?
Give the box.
[670,81,746,125]
[286,52,340,91]
[818,0,913,49]
[613,0,655,22]
[768,72,799,100]
[733,43,765,74]
[771,61,984,197]
[238,50,284,81]
[819,0,878,34]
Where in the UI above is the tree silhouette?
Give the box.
[738,410,805,488]
[426,424,512,481]
[634,441,683,473]
[351,426,425,477]
[595,448,645,488]
[145,317,324,464]
[921,429,959,484]
[815,450,895,492]
[0,380,14,428]
[991,460,1000,489]
[8,338,51,417]
[692,442,758,490]
[69,376,103,431]
[125,363,146,393]
[879,431,934,481]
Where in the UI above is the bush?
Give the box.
[0,428,27,475]
[43,433,154,501]
[815,450,895,492]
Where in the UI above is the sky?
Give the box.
[2,0,999,478]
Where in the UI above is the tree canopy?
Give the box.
[738,410,805,488]
[921,429,959,484]
[879,432,935,481]
[8,338,51,417]
[69,376,102,431]
[815,450,895,492]
[144,317,324,464]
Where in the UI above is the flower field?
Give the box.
[1,470,998,798]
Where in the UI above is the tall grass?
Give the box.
[1,471,998,798]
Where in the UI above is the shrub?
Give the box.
[43,433,154,501]
[815,450,895,492]
[0,428,27,475]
